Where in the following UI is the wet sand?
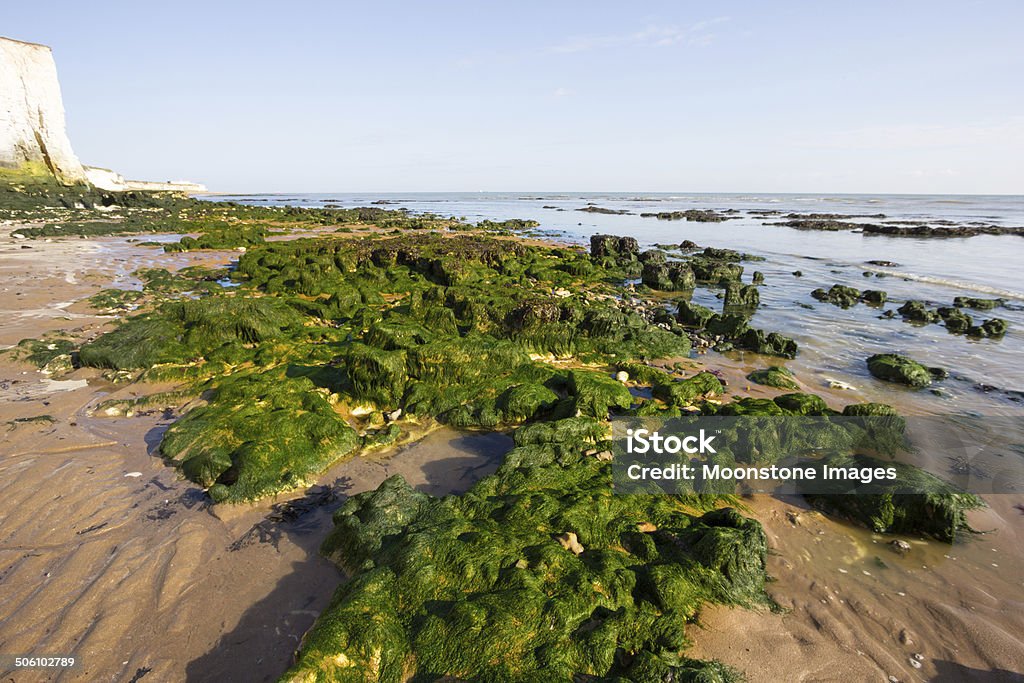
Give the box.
[687,495,1024,682]
[0,366,508,683]
[1,224,1022,682]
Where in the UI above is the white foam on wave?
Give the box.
[862,267,1024,300]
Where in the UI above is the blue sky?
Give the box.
[5,1,1023,193]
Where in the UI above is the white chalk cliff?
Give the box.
[1,35,205,192]
[0,37,88,183]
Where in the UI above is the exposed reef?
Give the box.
[895,300,1008,338]
[640,209,735,223]
[811,284,887,308]
[762,212,1023,238]
[7,205,991,680]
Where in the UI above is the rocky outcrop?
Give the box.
[0,37,87,183]
[83,166,206,193]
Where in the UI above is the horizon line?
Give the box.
[198,189,1024,198]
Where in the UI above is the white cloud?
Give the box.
[550,18,730,54]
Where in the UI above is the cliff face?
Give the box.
[0,36,87,184]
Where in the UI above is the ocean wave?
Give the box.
[861,268,1024,300]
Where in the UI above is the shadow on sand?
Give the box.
[931,660,1024,682]
[184,430,513,682]
[184,493,347,683]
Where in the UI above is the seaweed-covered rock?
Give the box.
[773,392,827,415]
[641,262,673,290]
[289,429,768,682]
[638,249,667,265]
[737,329,798,358]
[568,369,633,417]
[667,262,697,290]
[160,370,360,502]
[861,289,887,304]
[724,282,760,311]
[811,284,860,308]
[652,371,724,406]
[700,247,744,261]
[866,353,939,388]
[344,343,409,405]
[497,383,559,422]
[11,336,77,374]
[746,366,798,390]
[676,300,715,328]
[690,258,744,284]
[842,402,899,417]
[937,307,973,334]
[805,455,983,542]
[706,313,751,338]
[719,397,784,416]
[954,296,1003,310]
[642,262,698,292]
[615,361,672,386]
[641,209,730,222]
[590,234,639,259]
[968,318,1008,338]
[78,296,304,370]
[897,300,940,323]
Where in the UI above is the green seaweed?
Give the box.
[805,454,983,542]
[291,432,767,682]
[866,353,941,388]
[160,369,360,502]
[746,366,798,390]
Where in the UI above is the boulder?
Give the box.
[590,234,639,259]
[773,392,827,415]
[937,307,973,334]
[897,300,940,323]
[954,296,1003,310]
[866,353,939,388]
[676,300,715,328]
[724,282,760,310]
[747,366,798,390]
[811,284,860,308]
[738,329,798,358]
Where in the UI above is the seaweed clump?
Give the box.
[746,366,798,390]
[805,454,983,542]
[866,353,945,388]
[160,369,360,502]
[285,418,765,682]
[810,284,887,308]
